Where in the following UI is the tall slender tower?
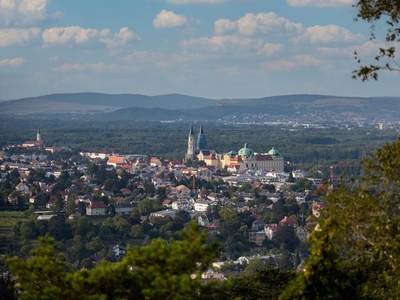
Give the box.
[196,125,208,150]
[185,125,195,161]
[37,129,41,141]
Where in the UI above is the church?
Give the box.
[184,125,284,172]
[22,130,44,148]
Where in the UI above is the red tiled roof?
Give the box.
[88,201,107,209]
[255,154,272,161]
[120,188,132,194]
[108,156,125,164]
[280,216,297,224]
[231,155,243,162]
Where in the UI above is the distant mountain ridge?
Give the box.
[1,92,400,121]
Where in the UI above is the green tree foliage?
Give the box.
[287,172,295,183]
[230,268,295,300]
[138,198,155,216]
[0,272,17,300]
[8,223,230,300]
[281,139,400,299]
[353,0,400,80]
[290,178,313,192]
[244,257,268,274]
[48,215,70,241]
[272,225,300,252]
[277,250,294,271]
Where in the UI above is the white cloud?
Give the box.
[182,35,283,57]
[263,59,296,71]
[318,41,400,57]
[215,12,303,36]
[260,43,285,56]
[42,26,110,46]
[293,54,325,66]
[0,0,62,26]
[292,25,364,44]
[153,10,187,29]
[123,51,216,68]
[167,0,226,3]
[182,35,263,52]
[286,0,354,7]
[48,55,59,61]
[0,27,40,47]
[262,54,326,71]
[0,57,25,68]
[53,63,118,73]
[99,27,140,49]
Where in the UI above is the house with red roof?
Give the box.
[86,201,107,216]
[107,156,128,168]
[280,216,298,228]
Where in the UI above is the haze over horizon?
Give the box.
[1,0,399,101]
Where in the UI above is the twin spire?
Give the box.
[188,124,204,136]
[188,124,207,150]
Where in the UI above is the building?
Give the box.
[86,201,107,216]
[194,200,215,212]
[249,229,266,246]
[184,126,284,172]
[114,203,136,214]
[79,150,110,160]
[265,224,279,240]
[113,244,126,258]
[22,129,44,148]
[203,144,284,172]
[185,125,195,162]
[107,156,128,168]
[197,125,208,150]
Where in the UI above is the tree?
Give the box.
[287,172,295,183]
[48,215,69,241]
[66,194,75,215]
[0,272,17,300]
[173,210,191,231]
[353,0,400,81]
[138,198,154,216]
[8,223,230,300]
[244,257,267,274]
[290,178,312,192]
[230,268,295,300]
[277,250,294,271]
[281,139,400,299]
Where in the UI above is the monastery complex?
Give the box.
[184,125,284,172]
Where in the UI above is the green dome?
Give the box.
[226,150,238,157]
[238,143,254,157]
[268,147,280,156]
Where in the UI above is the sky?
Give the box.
[0,0,399,100]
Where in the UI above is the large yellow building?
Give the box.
[200,144,284,172]
[184,126,284,172]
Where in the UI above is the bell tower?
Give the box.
[196,125,208,150]
[185,125,195,161]
[37,129,41,141]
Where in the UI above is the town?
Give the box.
[0,124,333,282]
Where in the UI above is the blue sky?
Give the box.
[0,0,398,100]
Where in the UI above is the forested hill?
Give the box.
[0,92,218,113]
[1,92,400,121]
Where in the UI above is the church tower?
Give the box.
[37,129,41,141]
[196,125,208,150]
[185,125,195,161]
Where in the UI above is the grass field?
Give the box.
[0,211,27,254]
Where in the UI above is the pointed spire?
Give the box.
[189,125,194,135]
[199,124,204,135]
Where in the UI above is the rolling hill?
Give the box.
[1,92,399,122]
